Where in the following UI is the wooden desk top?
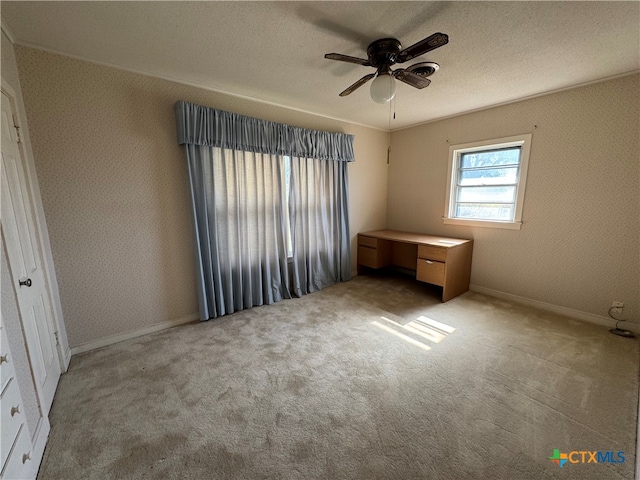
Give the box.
[359,229,472,248]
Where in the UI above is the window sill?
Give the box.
[443,217,522,230]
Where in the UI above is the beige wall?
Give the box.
[388,74,639,322]
[14,46,389,348]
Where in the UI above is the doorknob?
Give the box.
[19,278,32,287]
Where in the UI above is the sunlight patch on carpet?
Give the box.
[415,315,456,334]
[372,319,431,351]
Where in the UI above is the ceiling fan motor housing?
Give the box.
[366,38,402,67]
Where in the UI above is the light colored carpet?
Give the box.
[38,273,639,479]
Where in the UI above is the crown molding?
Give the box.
[12,41,388,133]
[391,70,640,132]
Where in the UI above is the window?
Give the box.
[282,155,292,257]
[177,100,353,319]
[444,134,531,230]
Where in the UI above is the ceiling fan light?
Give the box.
[370,73,396,104]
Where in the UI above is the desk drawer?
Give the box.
[358,235,379,248]
[358,246,384,268]
[418,245,447,262]
[416,259,445,286]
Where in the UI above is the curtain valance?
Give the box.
[175,101,355,162]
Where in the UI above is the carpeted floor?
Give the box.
[39,273,639,479]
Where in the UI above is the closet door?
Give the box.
[1,90,61,416]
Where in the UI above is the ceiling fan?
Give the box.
[325,32,449,103]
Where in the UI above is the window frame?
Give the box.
[443,133,532,230]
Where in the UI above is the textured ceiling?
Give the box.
[2,1,639,130]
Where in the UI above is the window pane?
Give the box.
[460,148,520,169]
[457,186,516,203]
[455,203,514,221]
[283,156,292,257]
[284,156,291,197]
[458,167,518,186]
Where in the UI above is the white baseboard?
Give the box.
[62,346,71,371]
[469,285,640,333]
[30,415,50,479]
[70,313,200,356]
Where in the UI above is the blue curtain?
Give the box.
[175,101,354,320]
[289,156,351,296]
[175,101,355,161]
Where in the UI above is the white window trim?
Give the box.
[443,133,532,230]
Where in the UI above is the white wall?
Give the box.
[14,46,389,349]
[388,74,640,324]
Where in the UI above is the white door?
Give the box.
[1,90,60,416]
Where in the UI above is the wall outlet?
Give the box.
[611,301,624,315]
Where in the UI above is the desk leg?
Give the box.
[441,243,473,302]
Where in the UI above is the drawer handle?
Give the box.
[11,405,20,417]
[425,260,433,264]
[0,354,7,364]
[22,452,31,464]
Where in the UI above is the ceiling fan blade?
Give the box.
[393,70,432,89]
[397,32,449,63]
[325,53,372,66]
[339,73,376,96]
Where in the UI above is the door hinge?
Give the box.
[54,331,60,346]
[12,115,21,143]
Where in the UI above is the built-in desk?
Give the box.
[357,229,473,302]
